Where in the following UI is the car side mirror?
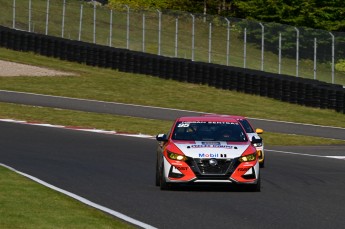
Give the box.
[251,136,262,144]
[156,134,168,142]
[255,128,264,134]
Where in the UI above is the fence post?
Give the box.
[28,0,32,32]
[259,22,264,71]
[45,0,50,35]
[314,37,317,80]
[175,17,178,57]
[329,32,335,84]
[190,14,195,61]
[93,2,96,44]
[208,22,212,63]
[125,5,130,49]
[142,13,145,52]
[294,27,299,77]
[225,18,230,66]
[78,4,83,41]
[12,0,15,29]
[109,9,113,47]
[243,27,247,68]
[157,10,162,55]
[62,0,66,38]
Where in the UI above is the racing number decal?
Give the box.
[178,123,190,128]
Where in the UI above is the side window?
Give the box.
[240,120,254,133]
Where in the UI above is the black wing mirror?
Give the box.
[251,136,262,144]
[156,134,168,142]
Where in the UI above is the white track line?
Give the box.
[0,118,155,139]
[0,163,157,229]
[266,149,345,160]
[250,117,345,130]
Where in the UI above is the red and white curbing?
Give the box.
[0,118,155,139]
[2,118,345,160]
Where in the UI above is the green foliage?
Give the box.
[230,0,345,31]
[109,0,176,11]
[336,60,345,72]
[107,0,345,31]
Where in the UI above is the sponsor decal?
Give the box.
[198,153,227,158]
[206,121,238,125]
[191,145,233,149]
[177,121,238,127]
[202,141,220,145]
[237,168,250,172]
[176,166,188,171]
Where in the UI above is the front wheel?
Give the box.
[160,164,170,190]
[155,160,160,186]
[248,176,261,192]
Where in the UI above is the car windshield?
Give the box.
[172,121,248,142]
[238,119,254,133]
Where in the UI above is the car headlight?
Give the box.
[239,152,257,162]
[253,142,263,147]
[167,150,187,161]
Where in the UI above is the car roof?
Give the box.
[176,116,239,123]
[201,114,247,120]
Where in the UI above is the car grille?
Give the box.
[186,158,237,179]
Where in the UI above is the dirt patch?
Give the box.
[0,60,75,77]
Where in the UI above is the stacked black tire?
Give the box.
[1,25,344,114]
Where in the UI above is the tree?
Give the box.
[229,0,345,31]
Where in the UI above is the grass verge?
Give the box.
[0,165,135,229]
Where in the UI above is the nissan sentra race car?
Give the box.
[229,115,265,167]
[155,116,261,191]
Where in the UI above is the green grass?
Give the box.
[0,166,135,229]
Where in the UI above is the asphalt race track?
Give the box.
[1,89,345,228]
[1,89,345,140]
[1,121,345,229]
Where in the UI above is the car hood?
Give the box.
[246,133,262,141]
[173,141,250,159]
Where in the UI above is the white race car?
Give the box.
[155,115,261,191]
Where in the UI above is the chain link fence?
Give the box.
[1,0,344,86]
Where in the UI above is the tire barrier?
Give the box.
[0,25,344,114]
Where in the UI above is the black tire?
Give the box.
[160,164,170,190]
[155,160,160,187]
[248,175,261,192]
[259,160,265,168]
